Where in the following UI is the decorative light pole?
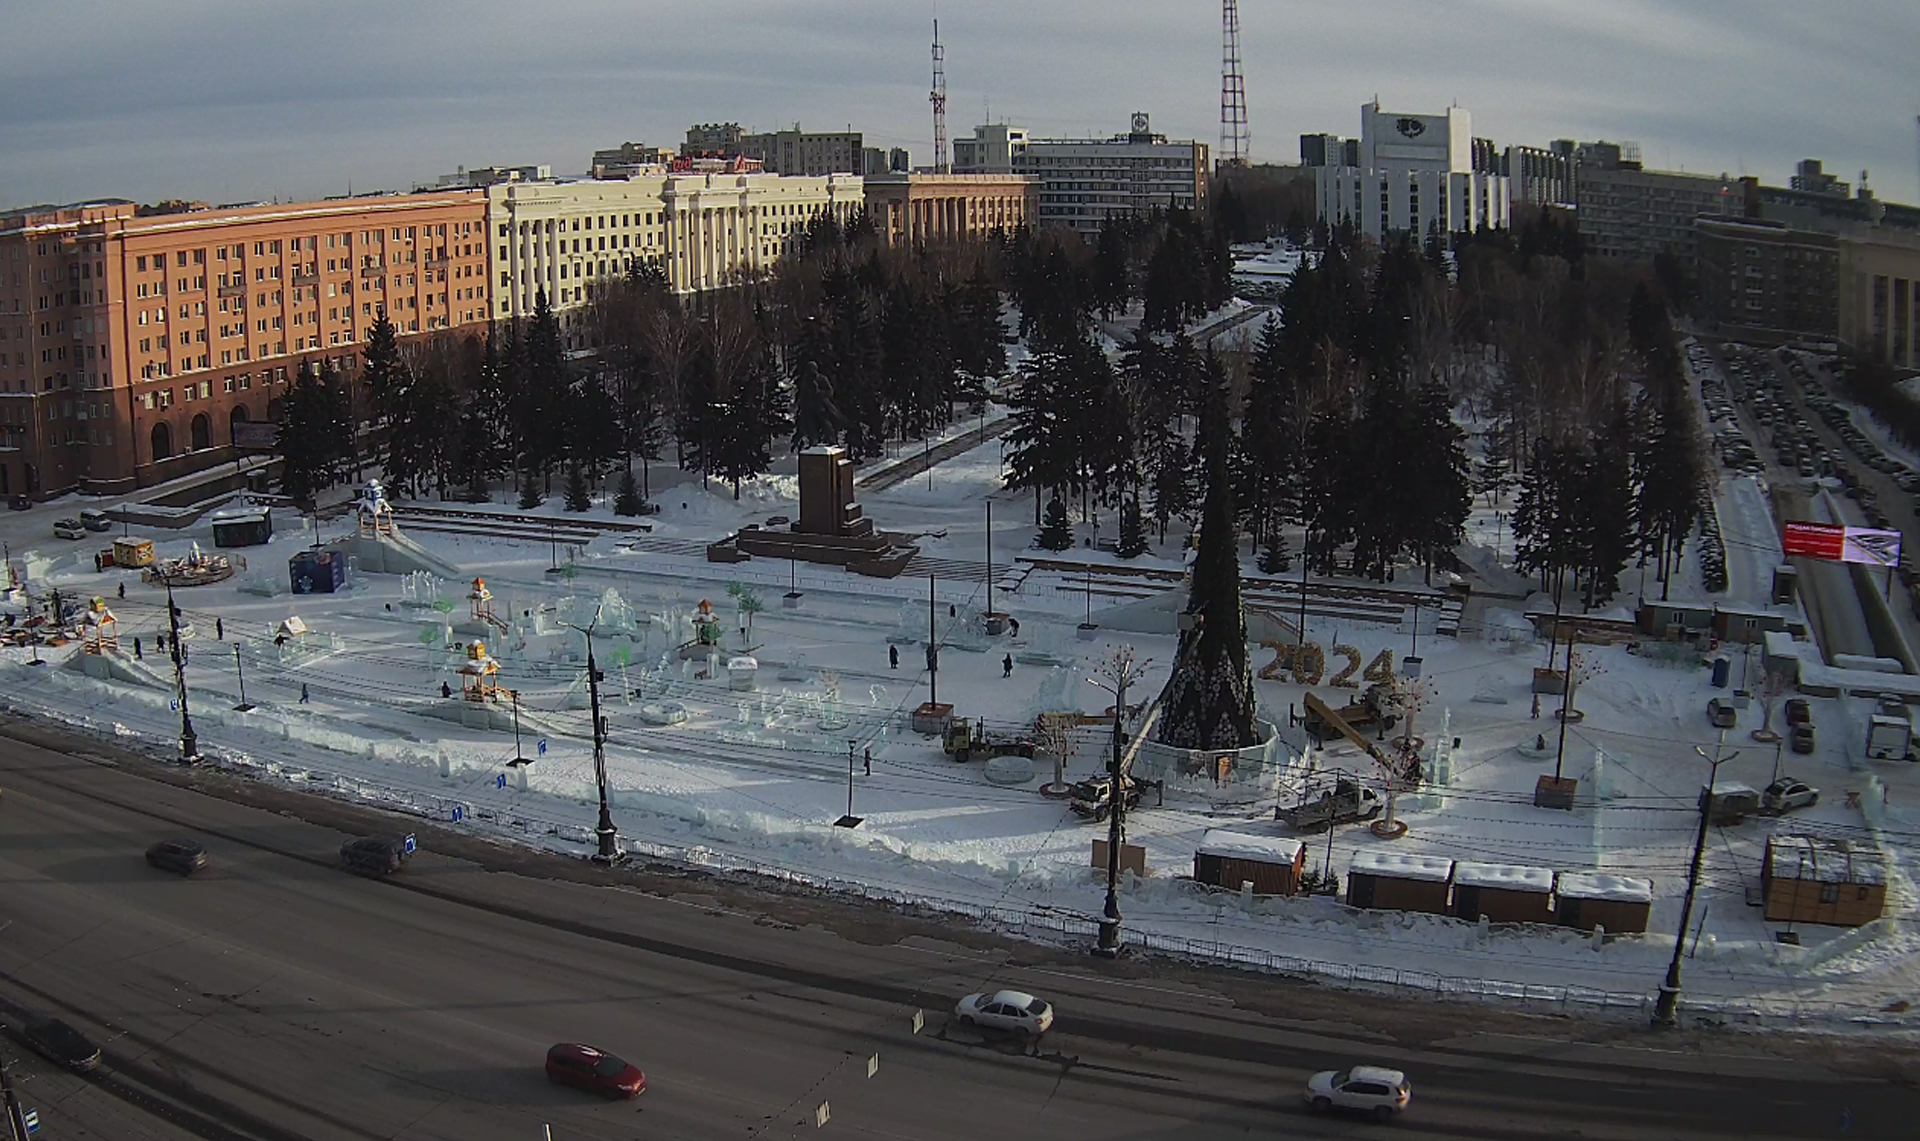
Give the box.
[1653,732,1737,1028]
[1088,646,1152,958]
[565,610,621,864]
[166,580,198,761]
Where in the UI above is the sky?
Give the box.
[2,0,1916,210]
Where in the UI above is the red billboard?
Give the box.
[1782,521,1903,567]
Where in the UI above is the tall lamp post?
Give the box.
[1653,732,1738,1028]
[166,581,198,762]
[1087,646,1152,958]
[565,610,621,864]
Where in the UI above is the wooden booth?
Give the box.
[1553,872,1652,934]
[1193,830,1306,897]
[211,506,273,548]
[1346,851,1453,914]
[1450,861,1556,925]
[1763,834,1887,927]
[112,536,156,570]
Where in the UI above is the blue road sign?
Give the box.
[24,1109,39,1133]
[403,833,417,854]
[537,739,548,757]
[495,774,508,789]
[450,805,464,823]
[169,699,179,712]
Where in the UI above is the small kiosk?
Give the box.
[1193,830,1306,896]
[80,597,119,655]
[211,506,273,548]
[1553,872,1652,934]
[112,536,156,569]
[1450,861,1556,924]
[1346,850,1453,914]
[459,641,502,703]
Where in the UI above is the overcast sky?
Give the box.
[3,0,1915,210]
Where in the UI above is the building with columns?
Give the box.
[1,192,488,499]
[1840,228,1920,369]
[662,171,864,292]
[863,173,1039,246]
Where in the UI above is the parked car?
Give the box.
[545,1043,646,1099]
[52,518,85,540]
[1763,777,1820,814]
[953,989,1054,1039]
[79,507,112,532]
[1784,698,1811,727]
[145,839,208,876]
[340,836,407,876]
[23,1017,102,1072]
[1706,697,1737,729]
[1790,722,1817,754]
[1304,1065,1411,1120]
[8,493,30,511]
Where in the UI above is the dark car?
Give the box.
[340,836,406,876]
[545,1043,646,1099]
[23,1017,102,1072]
[145,839,208,876]
[7,493,30,511]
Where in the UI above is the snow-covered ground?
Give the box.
[6,431,1919,1025]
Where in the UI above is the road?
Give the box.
[0,725,1914,1140]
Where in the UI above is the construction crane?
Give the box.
[1219,0,1250,167]
[1302,690,1421,838]
[930,18,949,173]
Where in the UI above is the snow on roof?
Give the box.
[1767,834,1887,885]
[1347,850,1453,882]
[1554,872,1654,904]
[1709,781,1759,799]
[1196,830,1304,864]
[1451,861,1553,892]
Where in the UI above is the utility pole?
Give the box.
[926,574,939,707]
[1553,634,1579,781]
[166,580,198,762]
[1654,732,1738,1028]
[1089,646,1151,957]
[232,644,254,711]
[509,688,525,764]
[566,610,621,864]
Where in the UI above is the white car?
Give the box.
[953,989,1053,1038]
[1304,1065,1410,1119]
[52,518,85,540]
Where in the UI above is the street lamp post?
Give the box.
[565,610,621,864]
[1088,647,1151,958]
[232,644,254,711]
[1653,732,1738,1028]
[166,581,198,762]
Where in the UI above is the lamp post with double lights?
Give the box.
[563,609,621,864]
[166,580,198,762]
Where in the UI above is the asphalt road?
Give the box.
[0,728,1914,1140]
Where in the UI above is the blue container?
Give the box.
[1710,656,1731,688]
[289,549,346,594]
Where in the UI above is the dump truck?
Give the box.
[1069,774,1142,822]
[1276,778,1384,832]
[942,718,1037,763]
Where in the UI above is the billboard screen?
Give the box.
[230,421,280,450]
[1782,521,1902,567]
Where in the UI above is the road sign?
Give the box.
[24,1109,39,1133]
[537,739,548,757]
[911,1009,924,1035]
[403,833,417,854]
[867,1052,879,1078]
[449,805,463,823]
[1783,520,1903,567]
[815,1102,831,1128]
[169,699,179,712]
[495,774,508,789]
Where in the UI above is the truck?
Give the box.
[1276,778,1384,832]
[1069,774,1142,822]
[1866,713,1912,761]
[1304,683,1400,743]
[942,718,1037,763]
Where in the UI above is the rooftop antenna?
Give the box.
[931,17,949,173]
[1220,0,1250,167]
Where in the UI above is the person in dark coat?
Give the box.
[889,644,899,669]
[1008,617,1020,638]
[863,747,872,776]
[117,582,125,599]
[133,637,142,660]
[299,683,310,703]
[215,617,224,640]
[1002,653,1013,678]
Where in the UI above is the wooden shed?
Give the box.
[1553,872,1653,934]
[1193,830,1305,897]
[1763,834,1887,927]
[1345,850,1453,914]
[1450,861,1556,925]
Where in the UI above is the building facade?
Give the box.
[591,143,675,180]
[1695,217,1838,341]
[1504,145,1574,208]
[952,124,1030,174]
[1015,114,1208,237]
[0,192,489,498]
[1840,229,1920,370]
[737,129,865,177]
[1573,157,1740,264]
[1313,103,1509,241]
[864,173,1039,246]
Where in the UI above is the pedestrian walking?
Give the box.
[440,681,453,698]
[299,683,310,704]
[1008,617,1020,638]
[215,617,224,640]
[117,582,125,599]
[1530,692,1540,719]
[1002,653,1013,678]
[133,637,142,660]
[156,631,166,652]
[949,604,956,618]
[889,644,899,670]
[863,747,872,776]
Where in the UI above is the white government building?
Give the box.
[485,169,865,325]
[1314,102,1510,241]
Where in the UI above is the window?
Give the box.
[1819,884,1841,904]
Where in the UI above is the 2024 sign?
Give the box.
[1257,641,1396,688]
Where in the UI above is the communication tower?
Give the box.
[931,19,950,173]
[1220,0,1251,167]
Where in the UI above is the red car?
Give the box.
[545,1043,646,1099]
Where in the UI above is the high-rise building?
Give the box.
[1789,159,1850,198]
[0,192,489,498]
[1572,145,1741,264]
[1504,145,1574,208]
[685,123,744,157]
[591,143,675,180]
[736,128,865,177]
[1695,217,1838,340]
[1313,102,1509,241]
[1014,114,1208,237]
[1840,229,1920,369]
[952,124,1030,174]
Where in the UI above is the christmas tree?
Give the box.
[1152,370,1260,750]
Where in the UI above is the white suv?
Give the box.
[1305,1065,1410,1119]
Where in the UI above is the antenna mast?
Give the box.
[931,18,949,173]
[1220,0,1250,167]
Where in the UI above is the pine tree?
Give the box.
[277,361,338,505]
[789,316,845,450]
[1257,530,1290,574]
[1116,496,1148,559]
[361,309,403,427]
[1153,375,1259,750]
[517,468,543,510]
[1004,339,1079,521]
[613,468,644,516]
[564,464,591,512]
[1037,494,1074,551]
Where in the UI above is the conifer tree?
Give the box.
[1037,494,1074,551]
[613,468,644,516]
[361,309,403,427]
[564,464,591,512]
[1116,496,1148,559]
